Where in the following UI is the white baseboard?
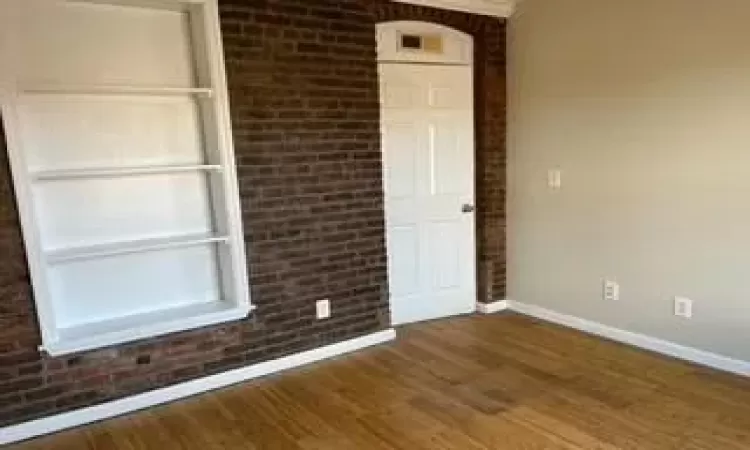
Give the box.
[9,301,750,445]
[476,300,510,314]
[507,301,750,378]
[0,328,397,446]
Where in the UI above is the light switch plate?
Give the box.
[603,280,620,301]
[547,169,562,190]
[674,297,693,319]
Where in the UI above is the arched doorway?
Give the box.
[377,21,477,325]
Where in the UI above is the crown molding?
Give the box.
[391,0,514,18]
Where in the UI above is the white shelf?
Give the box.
[44,301,254,356]
[5,0,253,356]
[47,233,230,264]
[21,85,214,98]
[32,164,223,181]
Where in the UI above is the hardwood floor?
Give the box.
[9,313,750,449]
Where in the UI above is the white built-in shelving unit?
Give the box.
[0,0,252,356]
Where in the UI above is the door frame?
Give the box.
[377,21,477,324]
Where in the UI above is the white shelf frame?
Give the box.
[20,85,214,98]
[49,301,250,356]
[32,164,222,181]
[0,0,253,356]
[46,232,230,264]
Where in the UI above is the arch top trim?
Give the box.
[390,0,514,18]
[377,21,473,65]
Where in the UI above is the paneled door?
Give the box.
[379,62,476,325]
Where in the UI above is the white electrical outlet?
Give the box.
[316,299,331,320]
[603,280,620,301]
[674,297,693,319]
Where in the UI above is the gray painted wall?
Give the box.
[508,0,750,361]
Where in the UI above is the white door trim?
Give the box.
[377,21,473,66]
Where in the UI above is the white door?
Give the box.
[380,62,476,325]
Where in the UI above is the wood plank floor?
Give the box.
[9,313,750,449]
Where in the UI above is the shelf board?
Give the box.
[47,233,230,264]
[21,85,214,98]
[32,164,222,181]
[44,301,254,356]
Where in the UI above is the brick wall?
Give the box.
[0,0,506,428]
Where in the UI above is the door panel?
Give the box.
[388,226,420,297]
[380,63,476,326]
[429,84,473,110]
[432,115,472,196]
[382,122,419,198]
[427,221,462,289]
